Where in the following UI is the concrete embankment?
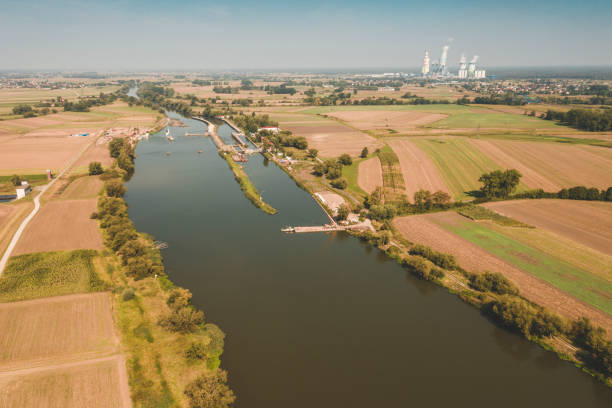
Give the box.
[192,117,229,152]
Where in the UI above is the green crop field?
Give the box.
[341,156,368,197]
[428,111,560,130]
[0,250,107,302]
[438,218,612,315]
[412,137,517,200]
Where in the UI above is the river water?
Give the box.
[125,112,612,407]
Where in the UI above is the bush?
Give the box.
[184,370,235,408]
[88,161,103,175]
[167,288,193,309]
[336,204,349,220]
[122,288,135,301]
[469,271,519,295]
[360,147,369,158]
[330,178,347,189]
[369,203,396,221]
[159,306,204,333]
[109,138,126,158]
[483,296,564,338]
[338,154,353,166]
[326,166,342,180]
[186,342,207,361]
[105,180,126,197]
[408,244,457,270]
[402,256,445,281]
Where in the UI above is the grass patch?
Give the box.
[220,152,277,215]
[341,156,368,197]
[0,250,107,302]
[456,204,533,228]
[437,219,612,315]
[429,111,560,130]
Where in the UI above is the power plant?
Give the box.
[421,42,486,80]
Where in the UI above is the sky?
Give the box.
[2,0,611,70]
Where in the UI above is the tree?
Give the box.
[184,370,235,408]
[109,138,125,158]
[469,272,519,295]
[12,104,33,115]
[414,189,433,210]
[10,174,22,186]
[159,306,204,333]
[360,147,369,158]
[337,204,349,220]
[307,148,318,159]
[478,169,522,198]
[105,180,126,197]
[312,163,326,176]
[330,178,347,189]
[338,154,353,166]
[88,161,103,175]
[326,166,342,180]
[432,190,451,207]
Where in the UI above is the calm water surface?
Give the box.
[125,113,612,407]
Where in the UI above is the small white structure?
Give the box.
[16,181,31,199]
[258,126,279,133]
[377,87,396,92]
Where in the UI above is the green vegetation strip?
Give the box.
[377,145,405,201]
[219,152,277,215]
[0,250,107,302]
[456,204,533,228]
[437,219,612,315]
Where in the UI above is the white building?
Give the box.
[16,181,31,199]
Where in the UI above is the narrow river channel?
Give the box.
[125,112,612,407]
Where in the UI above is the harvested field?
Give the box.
[13,199,102,255]
[357,157,383,194]
[470,139,612,190]
[413,137,505,200]
[394,212,612,332]
[483,200,612,256]
[0,202,33,259]
[0,355,129,408]
[72,142,114,172]
[283,123,382,157]
[0,293,117,369]
[62,176,103,200]
[387,138,450,200]
[326,110,447,133]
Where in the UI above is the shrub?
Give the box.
[105,180,126,197]
[408,244,457,270]
[483,296,564,338]
[186,342,207,361]
[360,147,369,158]
[109,138,126,158]
[336,204,349,220]
[369,203,396,221]
[330,178,347,189]
[122,288,135,301]
[167,288,193,309]
[88,161,103,175]
[469,272,519,295]
[402,256,444,281]
[159,307,204,333]
[184,370,235,408]
[326,166,342,180]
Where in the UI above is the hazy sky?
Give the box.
[2,0,611,70]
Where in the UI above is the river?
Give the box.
[124,111,612,407]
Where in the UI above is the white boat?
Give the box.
[165,128,174,141]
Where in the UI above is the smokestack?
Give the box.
[421,49,430,76]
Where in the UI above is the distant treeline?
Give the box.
[545,108,612,131]
[129,82,194,117]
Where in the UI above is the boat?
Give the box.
[166,128,174,141]
[281,226,295,233]
[197,150,203,154]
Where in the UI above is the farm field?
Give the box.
[387,138,450,200]
[282,122,382,157]
[0,101,160,175]
[429,109,560,130]
[394,211,612,332]
[326,110,447,134]
[357,157,383,194]
[0,250,104,303]
[377,145,406,201]
[470,139,612,190]
[0,355,129,408]
[0,202,33,259]
[0,293,117,369]
[61,176,103,200]
[483,200,612,256]
[13,199,102,255]
[411,136,510,200]
[0,86,120,112]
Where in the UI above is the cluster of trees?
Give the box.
[158,288,204,333]
[469,271,519,295]
[264,84,297,95]
[479,169,522,199]
[192,79,212,86]
[545,108,612,131]
[260,130,308,150]
[212,86,237,94]
[63,92,119,112]
[88,162,103,175]
[362,188,453,221]
[109,138,135,180]
[133,82,193,117]
[312,155,353,190]
[497,185,612,202]
[402,256,445,281]
[184,370,235,408]
[413,189,452,211]
[231,112,277,134]
[408,244,458,270]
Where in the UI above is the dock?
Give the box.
[192,117,230,152]
[282,221,374,234]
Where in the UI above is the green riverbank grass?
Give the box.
[456,204,533,228]
[220,152,277,215]
[0,249,108,302]
[437,219,612,316]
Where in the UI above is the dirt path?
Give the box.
[357,157,383,194]
[387,138,450,200]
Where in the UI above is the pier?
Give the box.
[282,220,374,234]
